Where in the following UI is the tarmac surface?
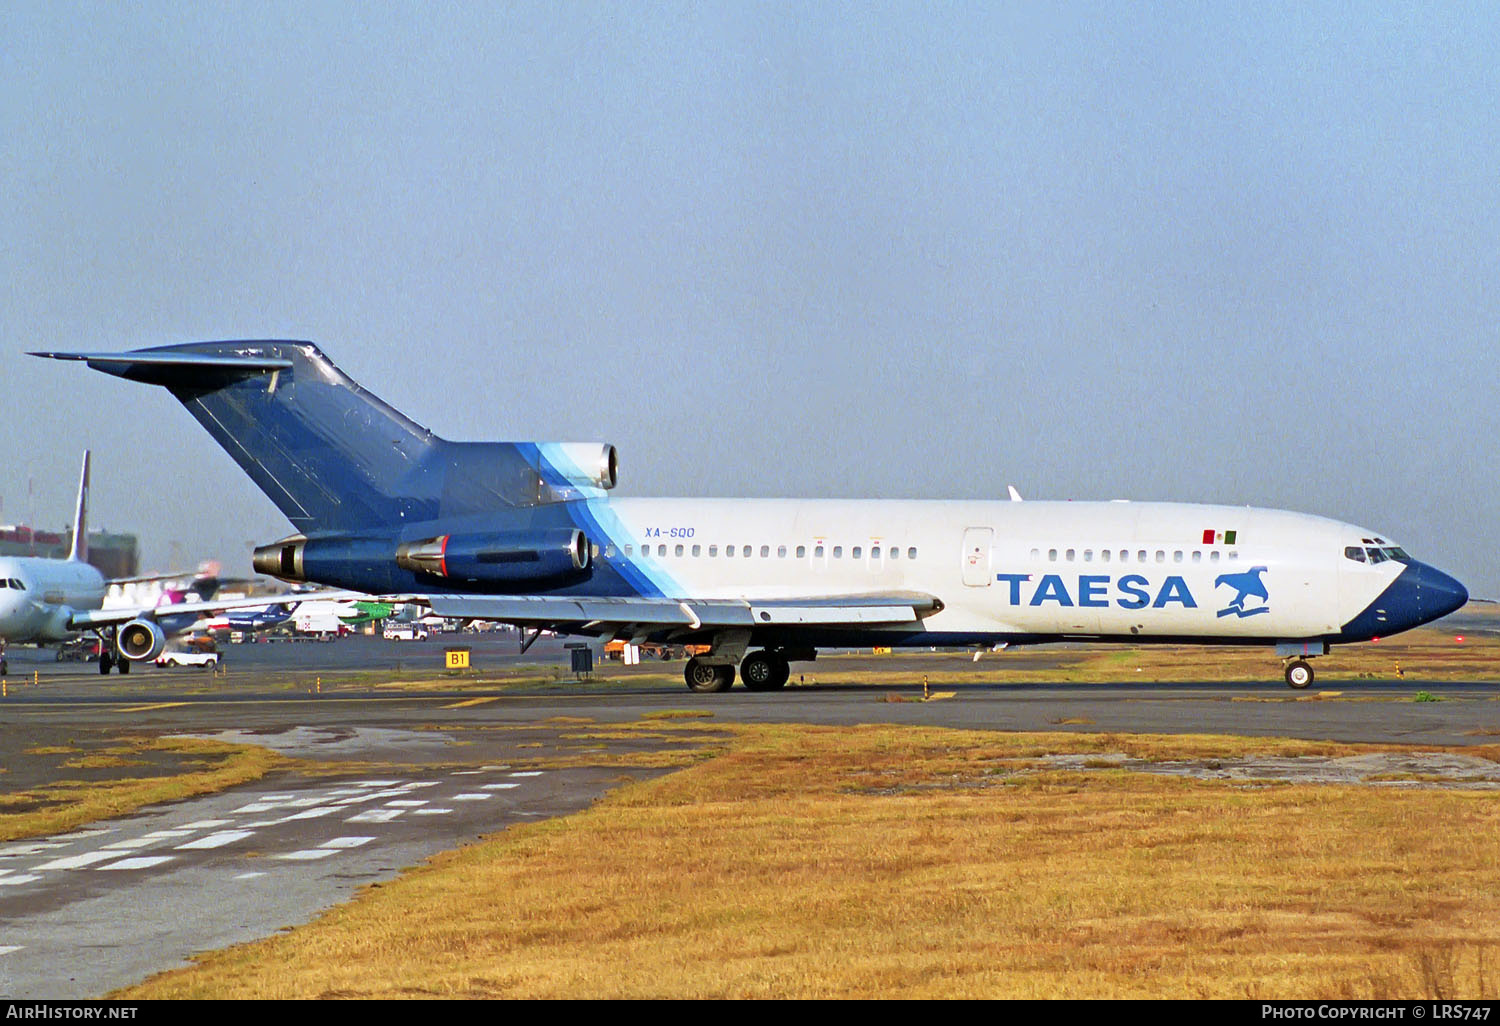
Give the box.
[1,627,1498,998]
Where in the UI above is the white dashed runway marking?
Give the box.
[0,767,548,891]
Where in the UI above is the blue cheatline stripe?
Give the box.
[525,443,678,599]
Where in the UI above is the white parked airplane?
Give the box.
[34,342,1470,690]
[0,451,348,675]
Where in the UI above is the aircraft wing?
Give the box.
[422,592,941,634]
[67,590,375,631]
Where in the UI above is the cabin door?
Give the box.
[961,527,993,587]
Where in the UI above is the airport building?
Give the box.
[0,524,139,579]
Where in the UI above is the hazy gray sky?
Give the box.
[3,2,1497,595]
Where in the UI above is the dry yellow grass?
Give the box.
[0,737,288,842]
[119,725,1500,999]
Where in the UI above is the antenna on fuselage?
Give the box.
[67,450,89,563]
[1007,485,1023,502]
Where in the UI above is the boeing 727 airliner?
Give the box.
[33,342,1469,690]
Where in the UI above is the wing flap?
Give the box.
[426,592,939,632]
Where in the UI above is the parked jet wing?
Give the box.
[424,592,941,633]
[66,589,373,631]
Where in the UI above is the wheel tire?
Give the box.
[118,658,131,675]
[684,657,732,693]
[99,652,113,675]
[741,652,777,692]
[1285,659,1313,689]
[768,654,790,690]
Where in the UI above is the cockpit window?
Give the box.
[1344,546,1366,563]
[1366,547,1389,564]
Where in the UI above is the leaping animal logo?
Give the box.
[1215,566,1270,618]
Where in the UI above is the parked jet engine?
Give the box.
[116,618,167,661]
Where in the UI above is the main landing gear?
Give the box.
[684,650,793,693]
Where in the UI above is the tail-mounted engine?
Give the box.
[395,529,591,585]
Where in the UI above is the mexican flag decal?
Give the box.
[1201,529,1237,545]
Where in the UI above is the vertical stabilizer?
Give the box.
[68,450,90,563]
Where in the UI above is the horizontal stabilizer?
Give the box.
[30,349,292,388]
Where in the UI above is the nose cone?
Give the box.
[1405,561,1470,623]
[1340,560,1469,641]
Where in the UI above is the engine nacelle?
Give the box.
[395,529,591,585]
[538,443,618,491]
[117,619,167,662]
[252,535,308,582]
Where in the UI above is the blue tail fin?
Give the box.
[32,341,616,535]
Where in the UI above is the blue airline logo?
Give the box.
[994,573,1197,609]
[1214,566,1271,618]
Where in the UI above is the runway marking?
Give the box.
[234,872,266,880]
[352,779,402,787]
[99,856,175,870]
[181,819,233,829]
[0,842,71,857]
[483,783,520,790]
[0,946,22,954]
[347,809,404,824]
[453,793,492,801]
[385,800,428,807]
[273,848,337,861]
[36,851,120,870]
[320,836,374,849]
[443,696,500,708]
[273,807,339,823]
[176,830,255,850]
[0,876,40,887]
[413,808,453,816]
[508,771,543,777]
[114,702,191,713]
[101,837,165,850]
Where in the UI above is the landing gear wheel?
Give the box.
[742,652,791,692]
[99,651,114,675]
[118,658,131,675]
[685,657,734,693]
[1285,659,1314,690]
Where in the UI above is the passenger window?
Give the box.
[815,545,825,558]
[604,544,615,558]
[624,544,633,556]
[852,546,862,559]
[1210,551,1221,562]
[761,545,770,558]
[1191,551,1202,563]
[743,544,751,556]
[691,544,701,557]
[1173,551,1183,563]
[1066,549,1075,561]
[796,545,806,558]
[1228,552,1239,561]
[833,546,843,558]
[908,547,917,559]
[709,545,718,557]
[890,546,900,560]
[1155,551,1165,563]
[1083,549,1093,562]
[778,546,787,558]
[1137,550,1147,563]
[658,545,667,557]
[675,544,684,557]
[871,546,881,559]
[1048,549,1058,561]
[1030,548,1039,560]
[1101,550,1110,563]
[725,545,735,557]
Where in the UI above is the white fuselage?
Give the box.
[0,556,107,644]
[587,498,1407,643]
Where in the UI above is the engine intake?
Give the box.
[117,619,166,662]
